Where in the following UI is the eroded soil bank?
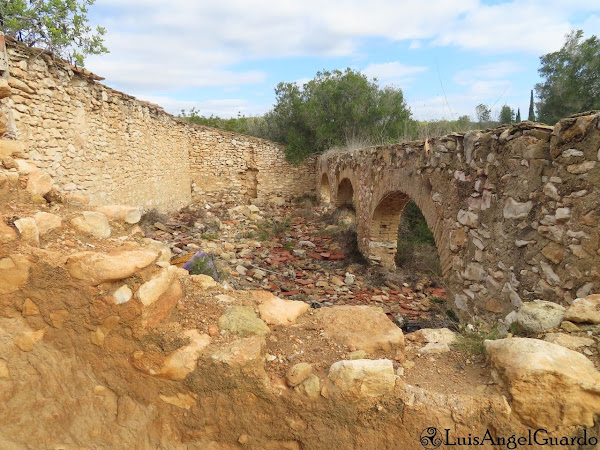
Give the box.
[2,157,600,449]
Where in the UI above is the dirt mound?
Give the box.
[1,160,599,448]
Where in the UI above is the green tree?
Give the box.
[499,105,514,125]
[0,0,107,65]
[535,30,600,125]
[515,108,521,122]
[475,103,491,124]
[528,90,535,121]
[263,68,414,163]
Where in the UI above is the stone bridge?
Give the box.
[317,112,600,322]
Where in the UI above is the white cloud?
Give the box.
[454,61,522,84]
[88,0,478,94]
[136,94,269,117]
[363,62,428,84]
[85,0,600,117]
[432,1,578,54]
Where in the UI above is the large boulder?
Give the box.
[485,337,600,429]
[66,250,157,285]
[328,359,396,398]
[406,328,457,345]
[142,238,172,263]
[157,330,211,380]
[137,266,184,328]
[71,211,111,239]
[14,217,39,246]
[0,217,17,243]
[210,336,266,369]
[33,212,62,236]
[543,333,595,350]
[315,305,404,354]
[516,300,565,333]
[286,363,313,387]
[257,294,309,326]
[26,170,53,196]
[564,294,600,324]
[218,306,270,337]
[95,205,142,224]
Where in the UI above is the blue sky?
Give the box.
[86,0,600,121]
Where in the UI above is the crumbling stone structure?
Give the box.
[318,114,600,320]
[0,38,314,211]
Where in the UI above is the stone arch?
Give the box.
[320,173,331,204]
[367,188,449,280]
[336,178,354,207]
[369,192,411,267]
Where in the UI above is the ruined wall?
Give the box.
[188,126,315,203]
[318,113,600,322]
[2,42,193,211]
[0,39,314,211]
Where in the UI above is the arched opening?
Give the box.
[336,178,354,207]
[395,201,442,279]
[369,193,442,278]
[320,174,331,204]
[370,192,411,267]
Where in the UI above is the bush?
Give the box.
[264,68,414,163]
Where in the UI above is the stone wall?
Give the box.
[187,125,316,204]
[0,38,314,211]
[318,113,600,322]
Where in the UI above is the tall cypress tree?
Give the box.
[515,108,521,122]
[528,90,536,121]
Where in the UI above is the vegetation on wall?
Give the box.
[0,0,107,66]
[178,108,269,139]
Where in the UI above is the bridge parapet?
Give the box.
[318,113,600,323]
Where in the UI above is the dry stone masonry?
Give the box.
[318,113,600,321]
[0,37,314,211]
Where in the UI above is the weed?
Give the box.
[257,230,270,241]
[293,193,318,205]
[321,205,355,227]
[294,293,310,303]
[453,325,501,355]
[271,218,291,236]
[431,296,446,304]
[296,204,317,220]
[186,253,226,283]
[283,242,294,251]
[139,208,169,232]
[446,309,459,323]
[188,256,214,276]
[256,218,291,241]
[201,232,219,240]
